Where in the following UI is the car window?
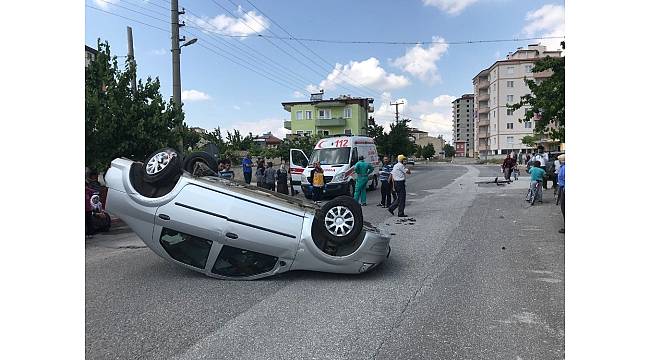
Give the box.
[211,245,278,277]
[350,148,358,165]
[159,228,213,269]
[309,147,351,165]
[291,149,309,168]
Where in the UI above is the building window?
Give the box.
[507,66,514,74]
[524,121,532,129]
[296,110,303,120]
[296,131,303,136]
[507,136,514,144]
[507,109,514,116]
[304,130,312,136]
[507,95,514,102]
[318,109,331,119]
[506,123,514,129]
[525,64,533,73]
[343,107,352,118]
[323,130,329,136]
[305,110,312,120]
[344,129,352,135]
[507,81,514,88]
[493,110,496,117]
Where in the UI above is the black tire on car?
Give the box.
[347,180,355,197]
[183,151,219,174]
[143,148,182,184]
[315,196,363,245]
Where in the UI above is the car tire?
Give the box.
[183,151,219,174]
[347,180,355,197]
[143,148,181,184]
[316,196,363,245]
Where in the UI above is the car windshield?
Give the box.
[309,148,351,165]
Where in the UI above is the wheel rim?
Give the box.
[324,206,355,237]
[145,151,174,175]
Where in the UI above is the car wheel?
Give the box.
[316,196,363,245]
[143,148,181,184]
[183,151,219,174]
[347,181,355,197]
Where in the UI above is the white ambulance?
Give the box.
[289,136,380,199]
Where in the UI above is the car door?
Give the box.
[153,184,229,274]
[290,148,309,194]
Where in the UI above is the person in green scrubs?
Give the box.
[353,155,374,206]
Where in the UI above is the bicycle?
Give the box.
[526,181,543,205]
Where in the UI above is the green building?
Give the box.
[282,92,374,137]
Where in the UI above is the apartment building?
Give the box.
[452,94,474,157]
[85,45,97,67]
[472,44,562,158]
[282,91,374,137]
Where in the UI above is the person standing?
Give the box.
[255,160,265,187]
[242,154,253,184]
[353,156,374,206]
[501,154,517,181]
[378,156,393,208]
[533,146,549,189]
[263,162,276,191]
[557,154,565,233]
[311,161,325,202]
[388,155,411,217]
[276,164,289,195]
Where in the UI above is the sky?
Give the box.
[85,0,565,143]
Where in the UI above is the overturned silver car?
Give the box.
[104,148,391,280]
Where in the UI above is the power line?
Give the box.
[252,35,566,46]
[92,0,168,24]
[242,0,381,99]
[86,5,169,33]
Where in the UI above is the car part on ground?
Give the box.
[105,148,390,280]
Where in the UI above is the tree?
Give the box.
[421,144,435,159]
[182,125,201,151]
[521,134,544,148]
[86,40,184,171]
[509,56,565,142]
[369,119,416,158]
[443,144,455,158]
[203,127,226,153]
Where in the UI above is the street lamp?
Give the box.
[180,37,198,49]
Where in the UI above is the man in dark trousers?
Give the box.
[387,155,411,217]
[242,153,253,184]
[377,156,393,208]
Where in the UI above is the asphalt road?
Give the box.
[86,163,564,359]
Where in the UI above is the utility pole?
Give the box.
[171,0,184,151]
[390,101,404,123]
[126,26,136,95]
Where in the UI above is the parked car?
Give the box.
[406,158,416,166]
[104,148,391,280]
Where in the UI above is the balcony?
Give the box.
[477,79,489,89]
[477,107,490,114]
[477,119,490,127]
[284,120,292,130]
[477,93,489,101]
[315,118,347,127]
[478,131,490,138]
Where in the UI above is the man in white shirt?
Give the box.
[387,154,411,217]
[532,146,549,188]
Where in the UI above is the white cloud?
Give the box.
[185,7,269,37]
[181,89,211,102]
[93,0,119,10]
[307,58,410,93]
[223,118,289,139]
[422,0,478,15]
[292,91,305,99]
[522,4,565,50]
[374,94,455,142]
[392,37,449,83]
[233,105,241,110]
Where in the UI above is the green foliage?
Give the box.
[521,134,544,147]
[421,143,436,159]
[182,126,201,151]
[367,119,416,158]
[85,40,184,171]
[509,56,565,142]
[443,144,455,158]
